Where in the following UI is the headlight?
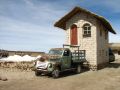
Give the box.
[48,63,52,68]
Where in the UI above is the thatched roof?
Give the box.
[54,7,116,34]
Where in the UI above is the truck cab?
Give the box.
[35,46,86,78]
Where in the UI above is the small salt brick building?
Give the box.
[54,7,116,70]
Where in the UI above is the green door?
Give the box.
[62,49,71,70]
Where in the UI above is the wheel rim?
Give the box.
[53,69,59,77]
[77,65,81,73]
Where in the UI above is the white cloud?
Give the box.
[109,20,120,43]
[0,15,64,35]
[86,0,120,13]
[22,0,67,21]
[23,0,34,8]
[0,0,120,51]
[103,0,120,13]
[0,15,65,51]
[109,33,120,43]
[0,0,68,51]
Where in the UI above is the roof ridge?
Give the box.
[54,6,116,34]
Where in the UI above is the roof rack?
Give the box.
[63,44,80,51]
[63,44,80,48]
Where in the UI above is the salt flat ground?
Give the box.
[0,59,120,90]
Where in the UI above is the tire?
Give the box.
[35,70,41,76]
[52,68,60,78]
[76,65,81,74]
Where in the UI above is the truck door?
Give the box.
[62,49,71,69]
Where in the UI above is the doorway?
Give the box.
[70,24,78,45]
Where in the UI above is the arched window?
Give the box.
[83,23,91,37]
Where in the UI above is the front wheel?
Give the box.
[35,70,41,76]
[76,65,81,74]
[52,68,60,78]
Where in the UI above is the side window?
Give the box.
[63,50,70,56]
[83,23,91,37]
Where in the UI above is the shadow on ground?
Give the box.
[107,62,120,68]
[107,58,120,68]
[59,68,89,78]
[36,60,120,78]
[43,67,90,79]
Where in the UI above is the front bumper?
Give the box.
[35,68,52,74]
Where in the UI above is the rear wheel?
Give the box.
[52,68,60,78]
[76,65,81,74]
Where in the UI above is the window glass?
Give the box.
[88,26,91,30]
[83,23,91,37]
[84,31,87,34]
[63,50,70,56]
[84,27,87,30]
[88,31,91,34]
[49,50,63,55]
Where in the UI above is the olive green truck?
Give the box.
[34,45,86,78]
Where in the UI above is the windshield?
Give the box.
[49,50,63,55]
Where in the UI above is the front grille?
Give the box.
[37,67,47,70]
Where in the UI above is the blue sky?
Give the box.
[0,0,120,52]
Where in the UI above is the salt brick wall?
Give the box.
[65,12,109,67]
[96,21,109,65]
[65,12,97,66]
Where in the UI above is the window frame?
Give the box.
[83,23,91,37]
[63,50,70,56]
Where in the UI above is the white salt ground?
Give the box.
[0,55,41,62]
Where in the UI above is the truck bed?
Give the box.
[72,50,86,63]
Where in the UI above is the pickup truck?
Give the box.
[34,45,86,78]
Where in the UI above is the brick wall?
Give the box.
[65,12,109,69]
[96,21,109,66]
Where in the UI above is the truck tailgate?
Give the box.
[72,50,86,63]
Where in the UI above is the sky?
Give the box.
[0,0,120,52]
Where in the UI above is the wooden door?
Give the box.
[70,25,78,45]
